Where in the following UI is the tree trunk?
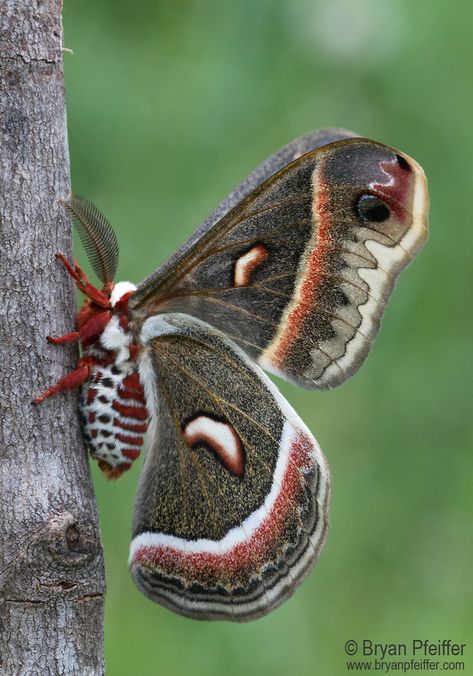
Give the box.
[0,2,105,674]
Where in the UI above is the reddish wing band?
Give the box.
[130,313,331,621]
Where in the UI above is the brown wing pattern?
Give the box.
[130,313,330,621]
[130,137,428,389]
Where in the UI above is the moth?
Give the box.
[34,128,429,621]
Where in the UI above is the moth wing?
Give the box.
[130,134,429,389]
[130,313,331,621]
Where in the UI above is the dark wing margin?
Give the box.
[62,195,119,285]
[130,313,331,621]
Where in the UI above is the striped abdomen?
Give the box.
[80,351,148,477]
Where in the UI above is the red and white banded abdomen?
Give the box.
[80,348,148,475]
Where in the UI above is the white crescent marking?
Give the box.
[234,244,268,287]
[183,415,244,476]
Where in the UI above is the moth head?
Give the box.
[110,281,137,311]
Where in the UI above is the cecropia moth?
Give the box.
[34,128,429,621]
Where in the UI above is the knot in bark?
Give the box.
[44,511,99,568]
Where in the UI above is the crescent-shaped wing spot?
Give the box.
[234,244,268,287]
[183,415,245,477]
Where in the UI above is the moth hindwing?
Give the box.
[130,313,331,621]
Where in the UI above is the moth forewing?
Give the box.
[130,138,429,392]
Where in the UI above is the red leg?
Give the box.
[47,331,80,345]
[55,254,111,308]
[33,363,91,405]
[79,311,111,341]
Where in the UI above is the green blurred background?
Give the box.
[62,0,472,673]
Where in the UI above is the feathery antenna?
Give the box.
[61,195,119,285]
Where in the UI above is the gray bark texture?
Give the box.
[0,2,105,674]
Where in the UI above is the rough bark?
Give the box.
[0,2,105,674]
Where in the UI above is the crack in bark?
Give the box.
[0,53,59,65]
[74,593,105,603]
[4,599,51,606]
[4,592,105,605]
